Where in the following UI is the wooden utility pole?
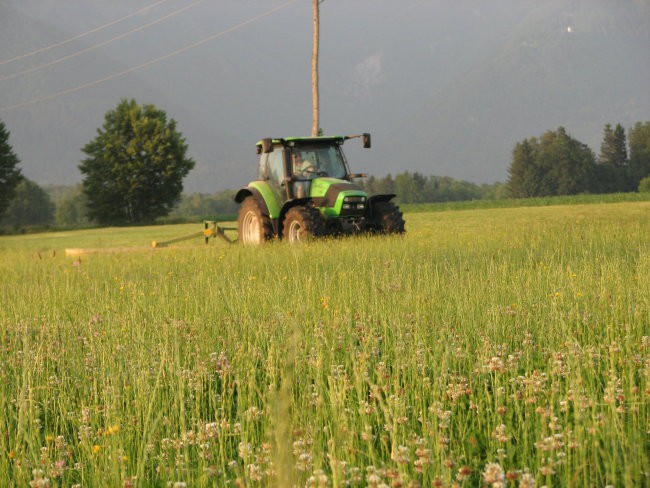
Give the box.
[311,0,320,136]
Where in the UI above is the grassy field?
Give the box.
[1,201,648,487]
[400,191,650,213]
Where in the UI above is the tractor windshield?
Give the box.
[291,144,347,179]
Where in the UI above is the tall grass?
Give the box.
[0,202,648,486]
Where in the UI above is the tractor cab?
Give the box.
[235,134,404,243]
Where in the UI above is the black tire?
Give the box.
[238,196,273,245]
[370,201,405,234]
[282,206,324,243]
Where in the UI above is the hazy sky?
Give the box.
[1,0,649,192]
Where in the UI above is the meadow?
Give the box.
[0,201,648,487]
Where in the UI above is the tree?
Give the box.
[395,171,426,203]
[373,174,395,195]
[0,119,22,218]
[170,190,238,219]
[596,123,628,192]
[79,99,195,225]
[507,128,596,197]
[480,182,508,200]
[599,123,628,167]
[507,138,540,198]
[1,179,54,229]
[542,127,596,195]
[54,185,90,227]
[639,176,650,193]
[628,121,650,189]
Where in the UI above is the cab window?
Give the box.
[291,144,347,178]
[268,149,284,185]
[257,153,269,180]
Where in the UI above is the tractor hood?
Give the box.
[309,177,368,217]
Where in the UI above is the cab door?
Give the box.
[267,147,287,205]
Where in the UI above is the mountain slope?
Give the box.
[1,0,649,192]
[390,0,650,182]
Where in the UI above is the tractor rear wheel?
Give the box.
[238,196,273,244]
[370,201,405,234]
[283,206,324,243]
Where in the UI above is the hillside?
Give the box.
[1,0,649,192]
[393,0,650,182]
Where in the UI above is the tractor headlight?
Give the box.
[343,196,365,204]
[343,196,366,212]
[342,195,366,214]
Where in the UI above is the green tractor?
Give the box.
[234,133,405,244]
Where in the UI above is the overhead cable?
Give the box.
[0,0,298,113]
[0,0,208,82]
[0,0,173,67]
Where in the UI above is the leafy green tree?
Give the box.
[543,127,596,195]
[0,119,22,218]
[507,128,595,197]
[1,179,54,228]
[628,121,650,189]
[79,99,195,225]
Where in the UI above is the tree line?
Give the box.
[2,99,650,232]
[507,123,650,197]
[358,173,506,203]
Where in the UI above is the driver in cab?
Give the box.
[291,151,316,198]
[292,152,315,176]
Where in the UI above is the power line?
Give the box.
[0,0,173,67]
[0,0,208,83]
[0,0,298,113]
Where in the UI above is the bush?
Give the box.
[638,176,650,193]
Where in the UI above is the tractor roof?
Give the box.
[256,136,345,146]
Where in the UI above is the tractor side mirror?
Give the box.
[261,138,274,153]
[362,133,371,148]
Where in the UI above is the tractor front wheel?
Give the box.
[282,206,324,243]
[370,201,405,234]
[238,196,273,244]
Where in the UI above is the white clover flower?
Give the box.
[520,472,536,488]
[483,462,505,484]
